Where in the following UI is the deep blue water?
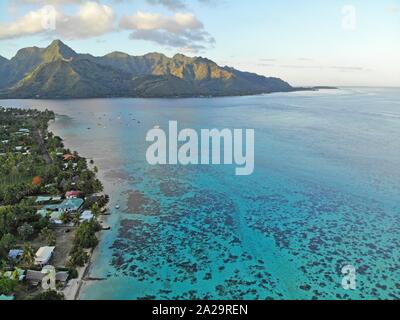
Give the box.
[1,87,400,300]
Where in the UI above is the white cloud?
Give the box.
[121,11,202,31]
[0,1,115,40]
[120,11,214,52]
[10,0,83,4]
[0,6,54,39]
[1,1,215,52]
[57,1,115,39]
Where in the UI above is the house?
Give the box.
[8,249,23,261]
[44,198,84,214]
[2,268,25,281]
[35,196,53,204]
[26,268,69,286]
[36,196,63,204]
[62,154,75,161]
[65,191,81,199]
[34,246,55,266]
[0,295,15,301]
[80,210,94,222]
[50,211,63,225]
[61,198,84,213]
[18,128,30,134]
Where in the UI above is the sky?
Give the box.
[0,0,399,87]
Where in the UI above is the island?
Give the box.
[0,40,302,99]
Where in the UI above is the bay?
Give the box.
[1,87,399,300]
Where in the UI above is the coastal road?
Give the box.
[32,120,52,165]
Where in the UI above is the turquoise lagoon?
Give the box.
[1,87,400,300]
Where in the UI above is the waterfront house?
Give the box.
[80,210,94,222]
[34,246,55,266]
[63,154,75,161]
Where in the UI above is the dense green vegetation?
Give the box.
[0,108,56,271]
[0,107,107,299]
[67,220,101,268]
[31,290,65,300]
[0,40,293,99]
[0,277,17,295]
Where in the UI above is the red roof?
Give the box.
[63,154,75,161]
[65,191,81,198]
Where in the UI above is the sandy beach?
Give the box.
[62,249,92,300]
[72,170,114,300]
[63,217,108,300]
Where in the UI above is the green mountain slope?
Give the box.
[0,40,294,98]
[0,40,79,90]
[10,59,135,98]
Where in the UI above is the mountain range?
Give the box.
[0,40,296,99]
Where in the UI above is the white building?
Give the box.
[34,246,56,266]
[80,210,94,222]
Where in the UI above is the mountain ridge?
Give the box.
[0,40,296,99]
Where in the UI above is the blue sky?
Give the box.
[0,0,399,86]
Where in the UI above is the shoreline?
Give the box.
[46,116,112,301]
[0,107,108,300]
[0,87,337,101]
[73,213,110,300]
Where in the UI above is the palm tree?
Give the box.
[22,243,35,268]
[71,213,81,226]
[91,203,100,217]
[40,227,56,246]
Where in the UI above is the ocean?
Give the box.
[1,87,399,300]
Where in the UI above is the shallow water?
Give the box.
[2,87,400,300]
